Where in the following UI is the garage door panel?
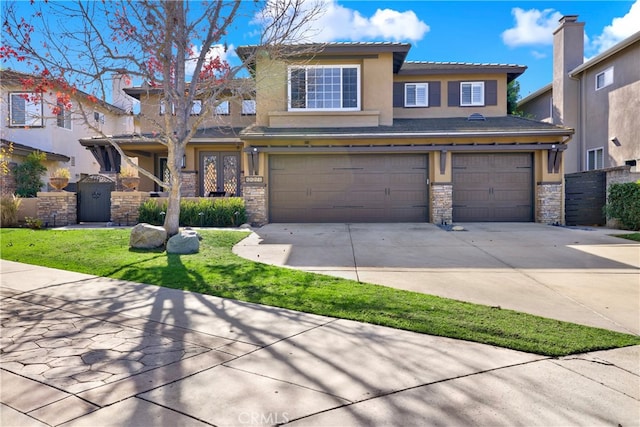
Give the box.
[453,153,533,222]
[493,189,531,202]
[270,154,428,222]
[389,173,425,186]
[454,190,490,202]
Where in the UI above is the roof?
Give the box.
[400,62,527,83]
[1,139,71,162]
[78,127,245,146]
[0,69,127,114]
[241,116,573,140]
[123,79,254,100]
[570,30,640,76]
[236,42,411,74]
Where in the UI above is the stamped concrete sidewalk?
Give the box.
[1,258,639,426]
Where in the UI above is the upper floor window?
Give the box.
[190,100,202,115]
[596,67,613,90]
[9,92,43,127]
[57,102,72,130]
[288,65,360,111]
[587,147,604,170]
[215,101,230,115]
[94,111,105,124]
[159,100,175,115]
[460,82,484,106]
[242,100,256,115]
[405,83,428,107]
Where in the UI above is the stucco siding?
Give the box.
[580,41,640,169]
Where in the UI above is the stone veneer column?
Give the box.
[37,192,77,226]
[180,171,197,197]
[431,184,453,224]
[243,183,267,226]
[111,191,148,226]
[536,183,563,224]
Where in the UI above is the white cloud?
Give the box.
[531,50,547,59]
[257,0,429,43]
[591,0,640,53]
[185,44,236,78]
[502,8,562,47]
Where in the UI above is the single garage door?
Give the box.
[270,154,428,222]
[452,153,533,222]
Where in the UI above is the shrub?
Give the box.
[138,199,167,225]
[25,216,43,229]
[51,168,71,179]
[0,195,21,227]
[604,181,640,230]
[138,197,247,227]
[14,152,47,197]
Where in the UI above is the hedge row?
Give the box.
[138,198,247,227]
[604,181,640,231]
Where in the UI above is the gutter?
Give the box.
[240,129,574,140]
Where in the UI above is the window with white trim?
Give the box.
[159,100,175,115]
[405,83,428,107]
[9,92,43,127]
[190,100,202,115]
[215,101,229,115]
[93,111,105,124]
[288,65,360,111]
[587,147,604,170]
[57,101,72,130]
[242,100,256,115]
[460,82,484,106]
[596,67,613,90]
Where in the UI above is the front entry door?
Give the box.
[200,152,240,196]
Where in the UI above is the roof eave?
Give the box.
[240,128,574,140]
[570,31,640,77]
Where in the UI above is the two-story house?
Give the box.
[236,42,573,225]
[78,42,573,225]
[518,16,640,174]
[1,69,132,194]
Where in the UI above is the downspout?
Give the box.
[569,72,584,171]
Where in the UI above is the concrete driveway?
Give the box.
[234,223,640,335]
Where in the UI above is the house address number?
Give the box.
[245,176,264,183]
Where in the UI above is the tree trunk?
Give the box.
[163,144,183,237]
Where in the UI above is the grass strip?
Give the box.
[1,228,638,356]
[612,233,640,242]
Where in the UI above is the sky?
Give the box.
[4,0,640,100]
[219,0,640,98]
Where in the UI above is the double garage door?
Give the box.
[268,152,533,223]
[270,154,428,222]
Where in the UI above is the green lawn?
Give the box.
[613,233,640,242]
[1,228,638,356]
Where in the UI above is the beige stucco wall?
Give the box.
[578,41,640,170]
[518,90,553,123]
[254,51,394,128]
[393,73,508,118]
[1,81,126,182]
[136,93,255,134]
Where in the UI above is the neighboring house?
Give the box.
[79,42,573,225]
[235,42,572,224]
[80,81,256,197]
[0,69,133,194]
[519,16,640,174]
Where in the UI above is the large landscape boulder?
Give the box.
[166,229,200,254]
[129,223,167,249]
